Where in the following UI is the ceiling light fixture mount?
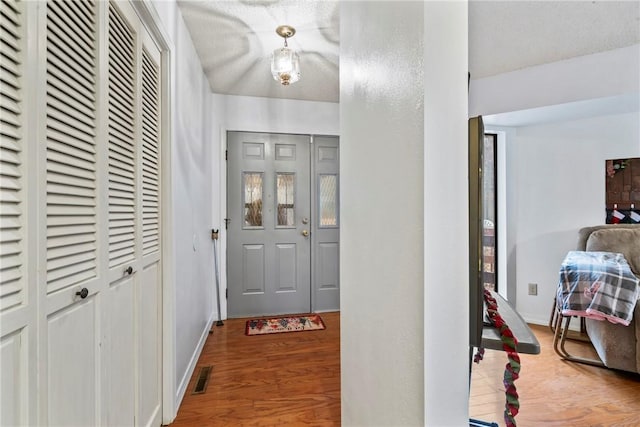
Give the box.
[276,25,296,40]
[271,25,300,86]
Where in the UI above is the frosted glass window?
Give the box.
[319,174,338,227]
[244,173,263,227]
[276,173,295,227]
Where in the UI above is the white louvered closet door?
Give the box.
[43,0,102,425]
[105,2,137,425]
[105,2,162,426]
[138,26,163,427]
[0,0,163,424]
[0,0,32,425]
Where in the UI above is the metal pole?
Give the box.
[211,229,224,326]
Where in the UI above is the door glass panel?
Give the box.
[276,173,295,227]
[319,174,338,227]
[244,172,263,227]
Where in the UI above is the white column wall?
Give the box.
[340,1,425,424]
[341,1,469,425]
[424,2,470,425]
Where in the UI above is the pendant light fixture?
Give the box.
[271,25,300,86]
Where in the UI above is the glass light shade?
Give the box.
[271,47,300,85]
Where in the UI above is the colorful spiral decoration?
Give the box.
[474,289,521,427]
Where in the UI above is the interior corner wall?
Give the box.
[505,112,640,325]
[151,0,217,419]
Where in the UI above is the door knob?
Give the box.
[301,229,309,237]
[125,266,133,275]
[76,288,89,299]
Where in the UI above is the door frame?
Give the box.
[218,128,229,320]
[220,131,340,318]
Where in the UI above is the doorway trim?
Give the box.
[220,130,340,318]
[218,127,229,320]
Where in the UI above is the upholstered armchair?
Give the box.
[576,225,640,373]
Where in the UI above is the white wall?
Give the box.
[470,44,640,117]
[223,95,339,135]
[150,1,217,421]
[498,112,640,325]
[473,43,640,326]
[341,1,468,425]
[423,2,470,425]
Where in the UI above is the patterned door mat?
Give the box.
[245,314,326,336]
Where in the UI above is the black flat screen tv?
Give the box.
[469,115,485,348]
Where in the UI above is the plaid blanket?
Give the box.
[557,251,640,326]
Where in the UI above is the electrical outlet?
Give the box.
[528,283,538,296]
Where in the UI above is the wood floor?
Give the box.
[170,312,340,426]
[470,324,640,426]
[171,313,640,426]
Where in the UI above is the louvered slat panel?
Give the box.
[0,0,23,311]
[47,215,96,227]
[46,36,94,93]
[141,47,160,256]
[47,224,96,238]
[108,136,136,162]
[47,241,94,261]
[46,72,95,112]
[107,2,136,268]
[46,106,95,140]
[0,0,19,24]
[48,140,95,164]
[48,150,95,173]
[45,0,97,293]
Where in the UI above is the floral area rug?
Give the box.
[245,314,326,336]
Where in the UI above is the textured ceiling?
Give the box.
[469,0,640,79]
[177,0,339,102]
[177,0,640,103]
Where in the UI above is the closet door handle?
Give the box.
[125,266,133,275]
[76,288,89,299]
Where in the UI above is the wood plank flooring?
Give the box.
[470,324,640,426]
[170,312,340,426]
[171,313,640,426]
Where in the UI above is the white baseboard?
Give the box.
[174,314,215,412]
[522,313,581,331]
[521,315,549,327]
